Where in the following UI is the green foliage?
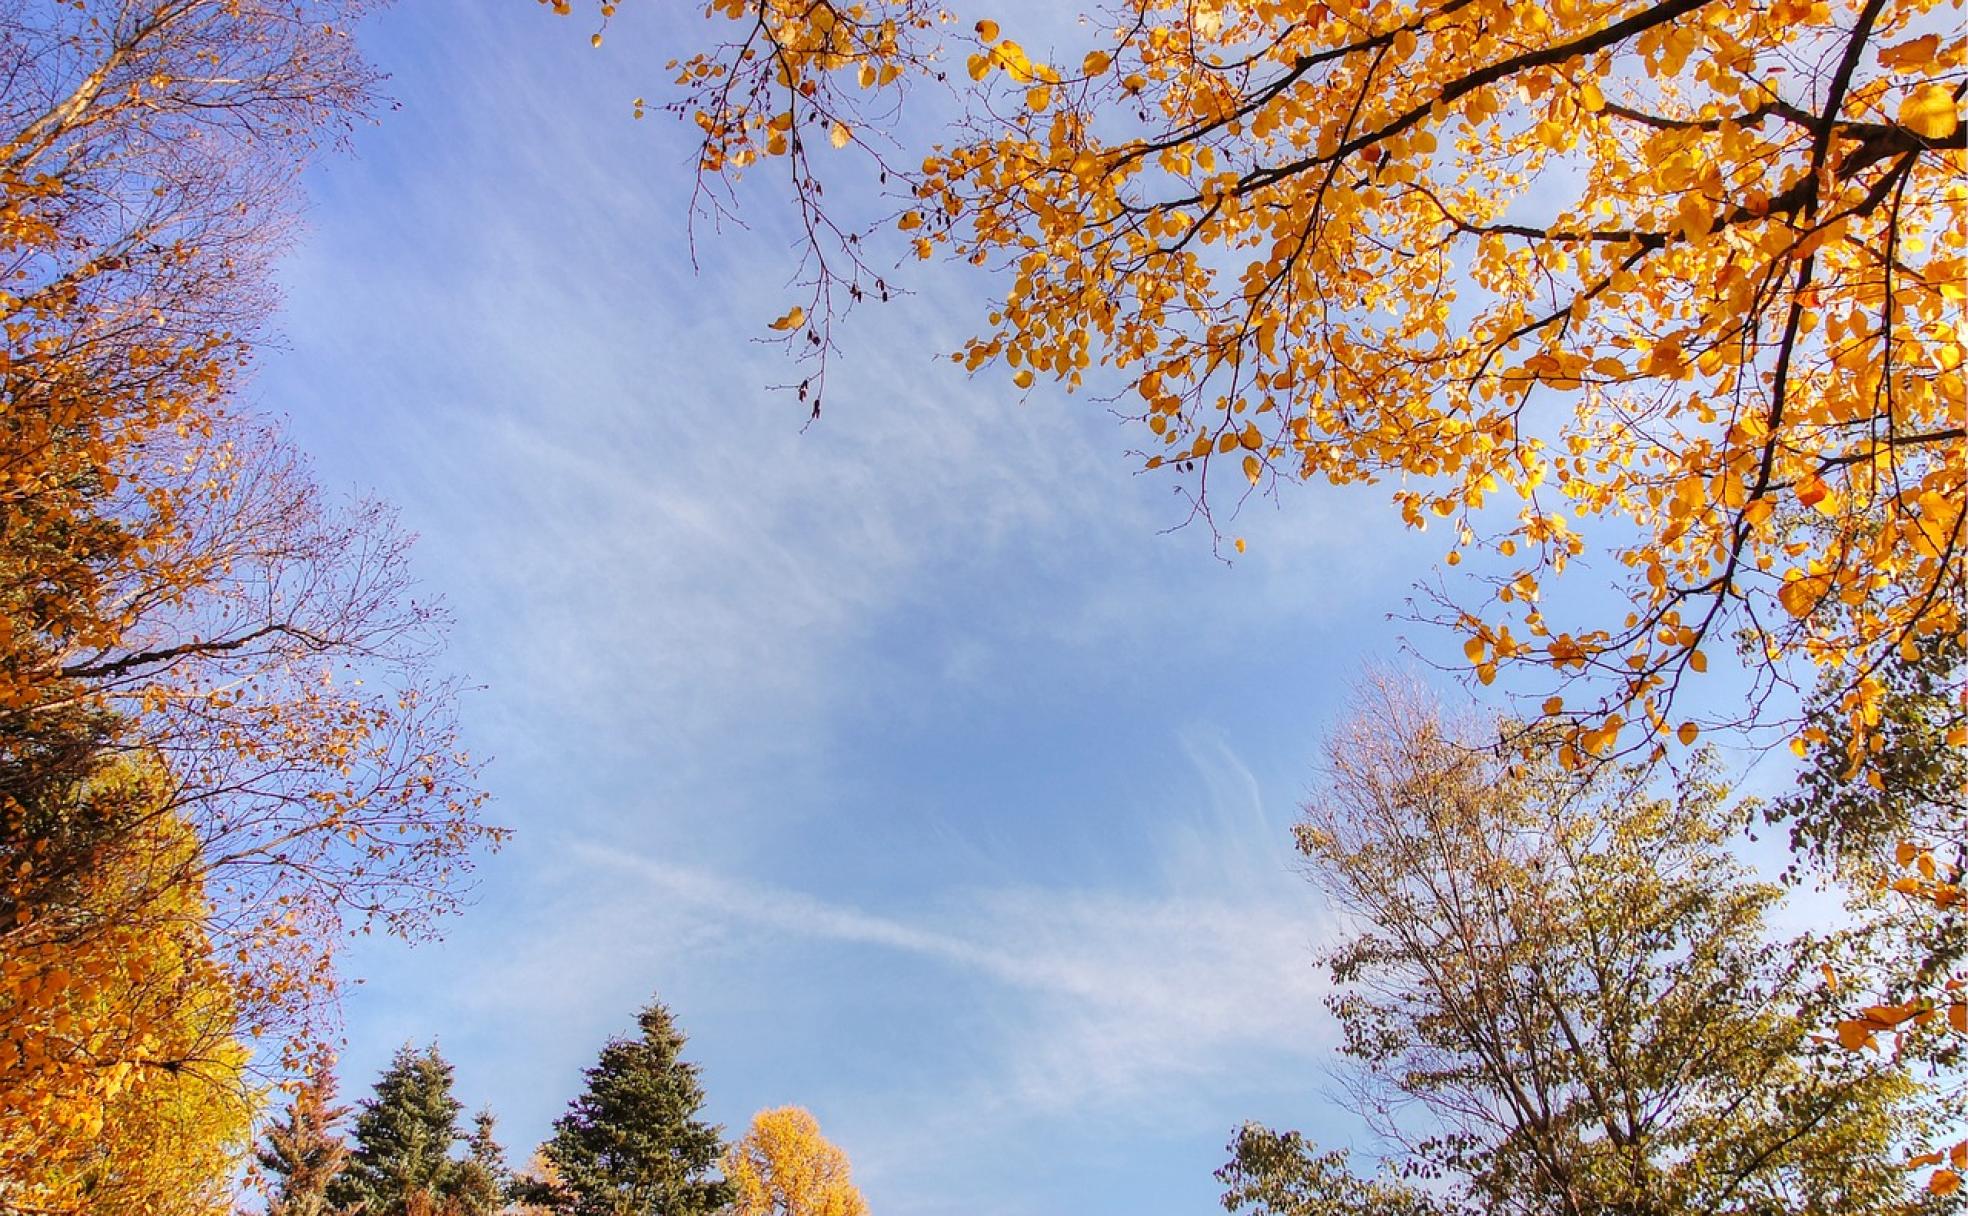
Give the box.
[449,1108,512,1216]
[1238,680,1941,1216]
[1772,632,1965,874]
[329,1043,469,1216]
[1768,631,1965,1188]
[540,998,728,1216]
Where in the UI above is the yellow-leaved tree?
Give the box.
[0,0,499,1077]
[565,0,1963,769]
[0,757,255,1216]
[724,1107,869,1216]
[0,2,500,1194]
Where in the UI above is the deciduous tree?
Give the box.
[1242,675,1937,1215]
[724,1107,868,1216]
[0,758,255,1216]
[0,0,500,1098]
[1770,633,1965,1196]
[566,0,1966,769]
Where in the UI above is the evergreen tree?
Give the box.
[257,1053,352,1216]
[329,1043,467,1216]
[447,1107,511,1216]
[540,999,728,1216]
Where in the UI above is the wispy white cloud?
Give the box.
[530,726,1334,1129]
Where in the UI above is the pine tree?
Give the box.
[329,1043,467,1216]
[257,1053,352,1216]
[540,999,728,1216]
[446,1107,511,1216]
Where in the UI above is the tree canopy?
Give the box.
[1225,675,1941,1215]
[0,0,502,1126]
[565,0,1966,772]
[330,1043,473,1216]
[724,1106,870,1216]
[0,759,255,1216]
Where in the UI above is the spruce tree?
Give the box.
[257,1054,351,1216]
[447,1107,511,1216]
[540,999,728,1216]
[329,1042,467,1216]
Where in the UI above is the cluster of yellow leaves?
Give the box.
[609,0,1965,769]
[724,1106,869,1216]
[933,0,1964,763]
[0,762,255,1215]
[623,0,932,174]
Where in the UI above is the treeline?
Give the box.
[0,3,499,1212]
[255,999,866,1216]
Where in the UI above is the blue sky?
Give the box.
[251,4,1486,1211]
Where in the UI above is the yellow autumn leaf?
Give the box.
[829,120,851,148]
[768,306,806,331]
[993,40,1035,83]
[1777,573,1825,618]
[1677,721,1699,746]
[975,19,1000,42]
[1242,454,1261,485]
[1900,83,1961,140]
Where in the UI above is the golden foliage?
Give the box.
[0,759,254,1215]
[584,0,1965,767]
[724,1106,869,1216]
[0,0,499,1165]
